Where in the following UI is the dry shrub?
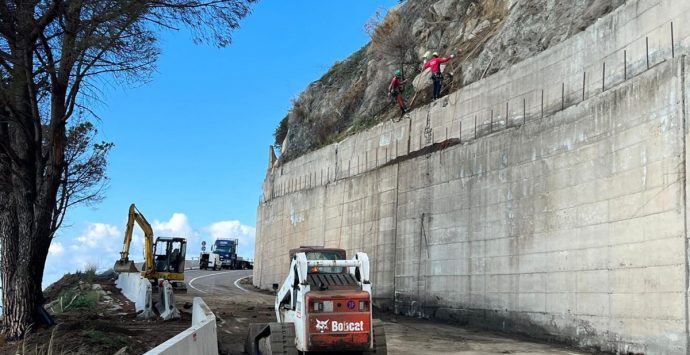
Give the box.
[370,9,415,73]
[312,114,340,147]
[312,80,366,148]
[363,7,384,38]
[290,93,311,123]
[476,0,508,21]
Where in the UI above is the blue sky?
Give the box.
[44,1,400,287]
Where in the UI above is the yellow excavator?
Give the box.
[114,203,187,291]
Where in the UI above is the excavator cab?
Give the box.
[153,237,187,274]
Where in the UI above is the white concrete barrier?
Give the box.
[115,272,139,301]
[144,297,218,355]
[115,272,154,318]
[155,280,180,321]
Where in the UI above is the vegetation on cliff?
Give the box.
[274,0,624,163]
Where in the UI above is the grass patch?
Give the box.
[85,330,128,350]
[52,289,101,314]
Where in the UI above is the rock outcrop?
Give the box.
[276,0,624,162]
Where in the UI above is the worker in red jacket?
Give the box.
[423,52,455,100]
[388,69,407,116]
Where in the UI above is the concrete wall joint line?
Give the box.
[681,55,690,355]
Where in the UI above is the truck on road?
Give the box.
[212,238,253,270]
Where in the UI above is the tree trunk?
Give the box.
[0,40,54,340]
[0,193,19,338]
[0,226,46,340]
[0,150,52,341]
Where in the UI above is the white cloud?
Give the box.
[48,242,65,256]
[45,222,123,289]
[74,222,120,250]
[152,213,193,237]
[153,213,203,257]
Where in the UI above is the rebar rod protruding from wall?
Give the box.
[523,98,526,125]
[459,120,462,144]
[474,115,477,139]
[541,90,544,119]
[671,22,675,58]
[490,109,494,133]
[646,36,649,69]
[505,101,509,128]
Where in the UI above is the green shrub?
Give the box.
[54,289,101,313]
[274,115,289,148]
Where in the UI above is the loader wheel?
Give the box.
[258,322,297,355]
[363,319,387,354]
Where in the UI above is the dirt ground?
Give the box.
[0,273,195,355]
[2,273,599,355]
[180,277,596,355]
[176,277,277,355]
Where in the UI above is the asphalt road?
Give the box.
[182,269,589,355]
[184,269,253,295]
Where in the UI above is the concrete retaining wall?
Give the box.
[256,165,398,302]
[256,0,690,353]
[397,58,686,354]
[144,297,218,355]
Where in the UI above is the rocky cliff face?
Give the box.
[275,0,624,162]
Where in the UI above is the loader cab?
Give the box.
[153,237,187,273]
[289,247,360,293]
[289,247,347,274]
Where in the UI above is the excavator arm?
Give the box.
[113,203,155,274]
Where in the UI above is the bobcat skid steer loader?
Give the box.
[245,247,386,354]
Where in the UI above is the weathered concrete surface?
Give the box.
[256,1,690,353]
[395,58,686,354]
[256,165,398,304]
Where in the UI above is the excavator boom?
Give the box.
[113,203,154,273]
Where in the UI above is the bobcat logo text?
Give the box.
[314,319,365,333]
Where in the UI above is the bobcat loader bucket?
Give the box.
[113,259,138,273]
